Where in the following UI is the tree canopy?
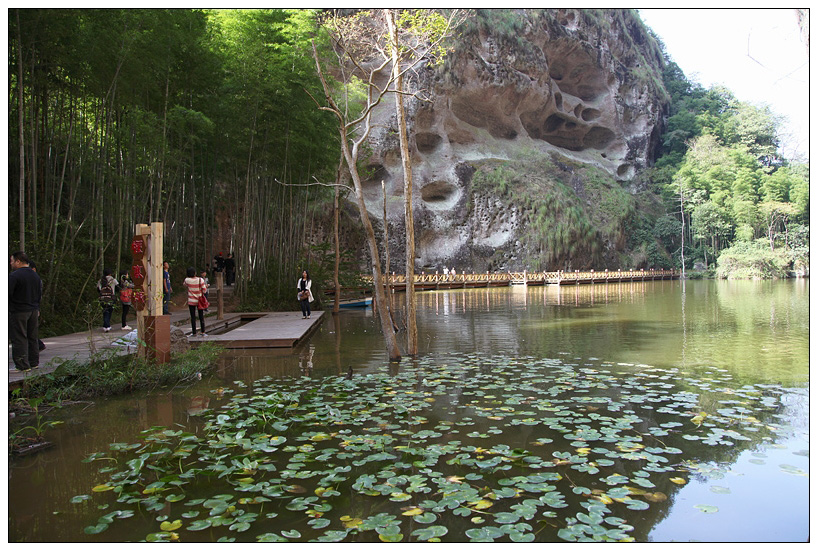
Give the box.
[647,29,808,274]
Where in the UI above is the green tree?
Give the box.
[728,102,780,159]
[691,200,732,265]
[759,200,798,251]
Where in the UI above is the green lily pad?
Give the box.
[694,504,719,514]
[412,525,448,541]
[159,519,182,531]
[186,519,212,531]
[84,524,108,535]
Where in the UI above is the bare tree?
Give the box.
[310,25,403,360]
[383,8,465,355]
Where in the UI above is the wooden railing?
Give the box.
[353,269,678,289]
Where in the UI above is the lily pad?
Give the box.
[694,504,719,514]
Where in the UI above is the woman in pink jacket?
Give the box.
[184,267,207,336]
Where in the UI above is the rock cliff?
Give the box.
[351,9,669,272]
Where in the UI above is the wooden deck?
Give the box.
[9,309,325,387]
[189,311,324,349]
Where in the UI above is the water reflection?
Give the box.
[407,280,808,385]
[7,279,808,542]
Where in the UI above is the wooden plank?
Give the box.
[191,311,324,349]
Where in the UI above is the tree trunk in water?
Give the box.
[332,157,344,313]
[355,174,401,361]
[382,180,394,316]
[386,10,418,355]
[311,40,401,362]
[678,187,686,279]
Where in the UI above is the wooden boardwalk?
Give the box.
[189,311,324,349]
[10,310,324,387]
[331,269,678,295]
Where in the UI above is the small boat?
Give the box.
[338,297,373,308]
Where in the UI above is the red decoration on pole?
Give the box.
[131,236,145,260]
[132,264,145,288]
[133,289,147,311]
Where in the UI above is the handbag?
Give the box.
[197,278,209,310]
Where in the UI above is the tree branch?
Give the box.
[274,176,354,194]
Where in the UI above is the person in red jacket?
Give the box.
[184,266,207,336]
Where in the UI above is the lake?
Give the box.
[8,279,809,542]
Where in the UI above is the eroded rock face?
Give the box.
[359,9,667,271]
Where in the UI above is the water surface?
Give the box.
[8,279,809,542]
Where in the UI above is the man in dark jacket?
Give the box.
[225,253,236,286]
[9,251,42,371]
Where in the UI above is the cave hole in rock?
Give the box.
[415,132,443,154]
[575,85,601,102]
[421,180,460,210]
[583,126,615,150]
[545,45,608,102]
[617,164,633,179]
[362,164,391,191]
[581,108,601,121]
[544,113,568,133]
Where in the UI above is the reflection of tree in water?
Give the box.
[415,284,663,359]
[300,344,315,376]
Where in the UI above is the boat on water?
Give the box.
[338,297,373,308]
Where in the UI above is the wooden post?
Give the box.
[133,222,170,364]
[149,223,163,317]
[216,271,224,320]
[134,224,150,360]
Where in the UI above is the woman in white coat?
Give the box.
[297,270,314,319]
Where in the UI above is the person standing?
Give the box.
[213,252,225,276]
[297,270,313,319]
[225,253,236,286]
[119,271,134,331]
[97,269,119,332]
[184,267,207,336]
[29,260,46,351]
[163,261,172,315]
[199,269,210,313]
[9,251,42,371]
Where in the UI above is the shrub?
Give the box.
[715,240,790,279]
[15,343,223,402]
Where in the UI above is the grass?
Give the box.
[12,342,224,403]
[470,152,643,269]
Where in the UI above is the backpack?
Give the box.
[99,282,115,305]
[120,287,133,303]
